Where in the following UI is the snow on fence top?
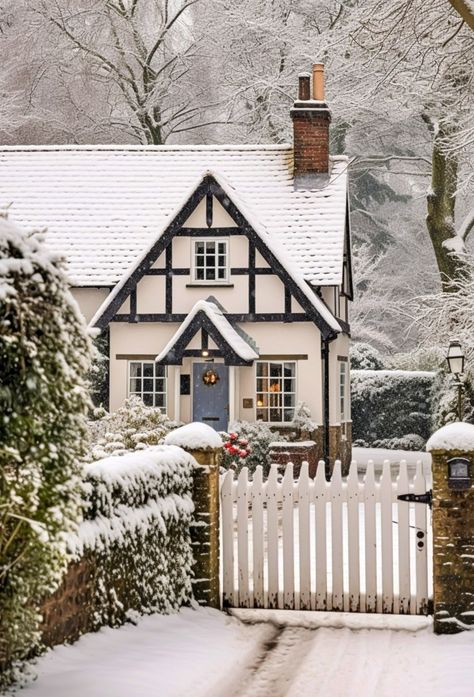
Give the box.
[426,422,474,452]
[164,422,223,450]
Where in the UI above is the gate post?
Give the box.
[165,423,223,609]
[426,423,474,634]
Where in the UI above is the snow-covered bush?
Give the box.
[68,446,194,626]
[221,431,251,470]
[351,369,436,449]
[85,396,180,461]
[431,372,474,429]
[350,342,385,370]
[222,421,287,475]
[372,434,426,451]
[290,402,317,439]
[0,217,93,685]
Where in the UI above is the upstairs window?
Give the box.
[192,239,229,283]
[256,361,296,423]
[128,361,167,411]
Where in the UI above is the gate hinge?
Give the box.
[397,490,432,508]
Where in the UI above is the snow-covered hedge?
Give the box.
[351,369,436,449]
[0,218,93,687]
[68,446,195,627]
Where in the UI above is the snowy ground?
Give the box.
[353,447,432,478]
[16,607,474,697]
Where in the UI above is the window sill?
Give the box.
[186,282,234,288]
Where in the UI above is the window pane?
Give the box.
[218,255,225,266]
[154,394,165,408]
[143,393,153,406]
[206,268,216,280]
[284,408,295,422]
[130,378,141,393]
[256,363,267,377]
[196,255,205,266]
[284,378,295,392]
[196,242,205,254]
[130,362,141,378]
[143,363,154,377]
[256,408,267,421]
[196,268,204,280]
[270,363,282,378]
[155,379,165,393]
[284,393,295,407]
[217,268,226,279]
[284,363,296,377]
[156,365,166,378]
[218,242,226,254]
[270,407,282,422]
[206,241,216,252]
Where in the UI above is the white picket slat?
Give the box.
[251,466,265,608]
[266,464,280,609]
[331,460,344,611]
[297,462,311,610]
[282,463,295,609]
[413,460,429,615]
[347,461,361,612]
[380,460,394,613]
[221,470,235,607]
[236,467,250,608]
[363,460,377,613]
[314,461,328,610]
[396,460,411,614]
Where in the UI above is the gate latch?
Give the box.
[397,490,432,508]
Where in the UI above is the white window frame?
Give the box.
[255,360,297,424]
[128,361,167,412]
[191,238,230,284]
[338,358,349,437]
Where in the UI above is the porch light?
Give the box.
[447,457,472,491]
[201,349,209,357]
[446,341,465,421]
[446,340,465,376]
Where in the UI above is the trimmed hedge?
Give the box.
[351,369,436,448]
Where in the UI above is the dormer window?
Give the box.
[192,239,229,284]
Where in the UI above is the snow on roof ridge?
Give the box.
[155,298,259,363]
[0,142,348,162]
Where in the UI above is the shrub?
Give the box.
[372,434,426,451]
[350,342,385,370]
[70,446,195,627]
[351,369,436,449]
[0,218,93,686]
[222,420,286,475]
[86,396,180,461]
[290,402,317,439]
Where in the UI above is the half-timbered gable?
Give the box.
[0,64,353,465]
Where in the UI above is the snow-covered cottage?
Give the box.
[0,65,353,464]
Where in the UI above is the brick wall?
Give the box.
[292,109,331,178]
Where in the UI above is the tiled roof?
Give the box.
[0,145,348,287]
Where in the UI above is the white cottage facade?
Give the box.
[0,66,353,465]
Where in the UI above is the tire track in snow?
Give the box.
[229,626,316,697]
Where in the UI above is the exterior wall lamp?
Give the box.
[447,456,472,491]
[446,340,465,421]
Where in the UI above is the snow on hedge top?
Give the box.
[164,422,223,450]
[84,444,194,483]
[155,298,259,363]
[0,145,348,287]
[426,422,474,452]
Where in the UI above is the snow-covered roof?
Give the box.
[155,299,259,364]
[0,144,348,287]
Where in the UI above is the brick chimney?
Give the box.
[291,63,331,189]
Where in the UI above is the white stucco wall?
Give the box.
[71,287,109,324]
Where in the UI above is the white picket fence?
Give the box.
[220,460,432,615]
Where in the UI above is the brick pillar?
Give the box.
[164,423,223,609]
[427,423,474,634]
[186,446,221,608]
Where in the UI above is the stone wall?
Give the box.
[430,446,474,633]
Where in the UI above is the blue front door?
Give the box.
[192,363,229,431]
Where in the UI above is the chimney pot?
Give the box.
[298,73,311,101]
[312,63,325,101]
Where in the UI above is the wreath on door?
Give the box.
[202,368,220,386]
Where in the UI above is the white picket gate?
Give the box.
[220,460,432,615]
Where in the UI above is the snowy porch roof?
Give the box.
[155,298,259,366]
[0,144,349,287]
